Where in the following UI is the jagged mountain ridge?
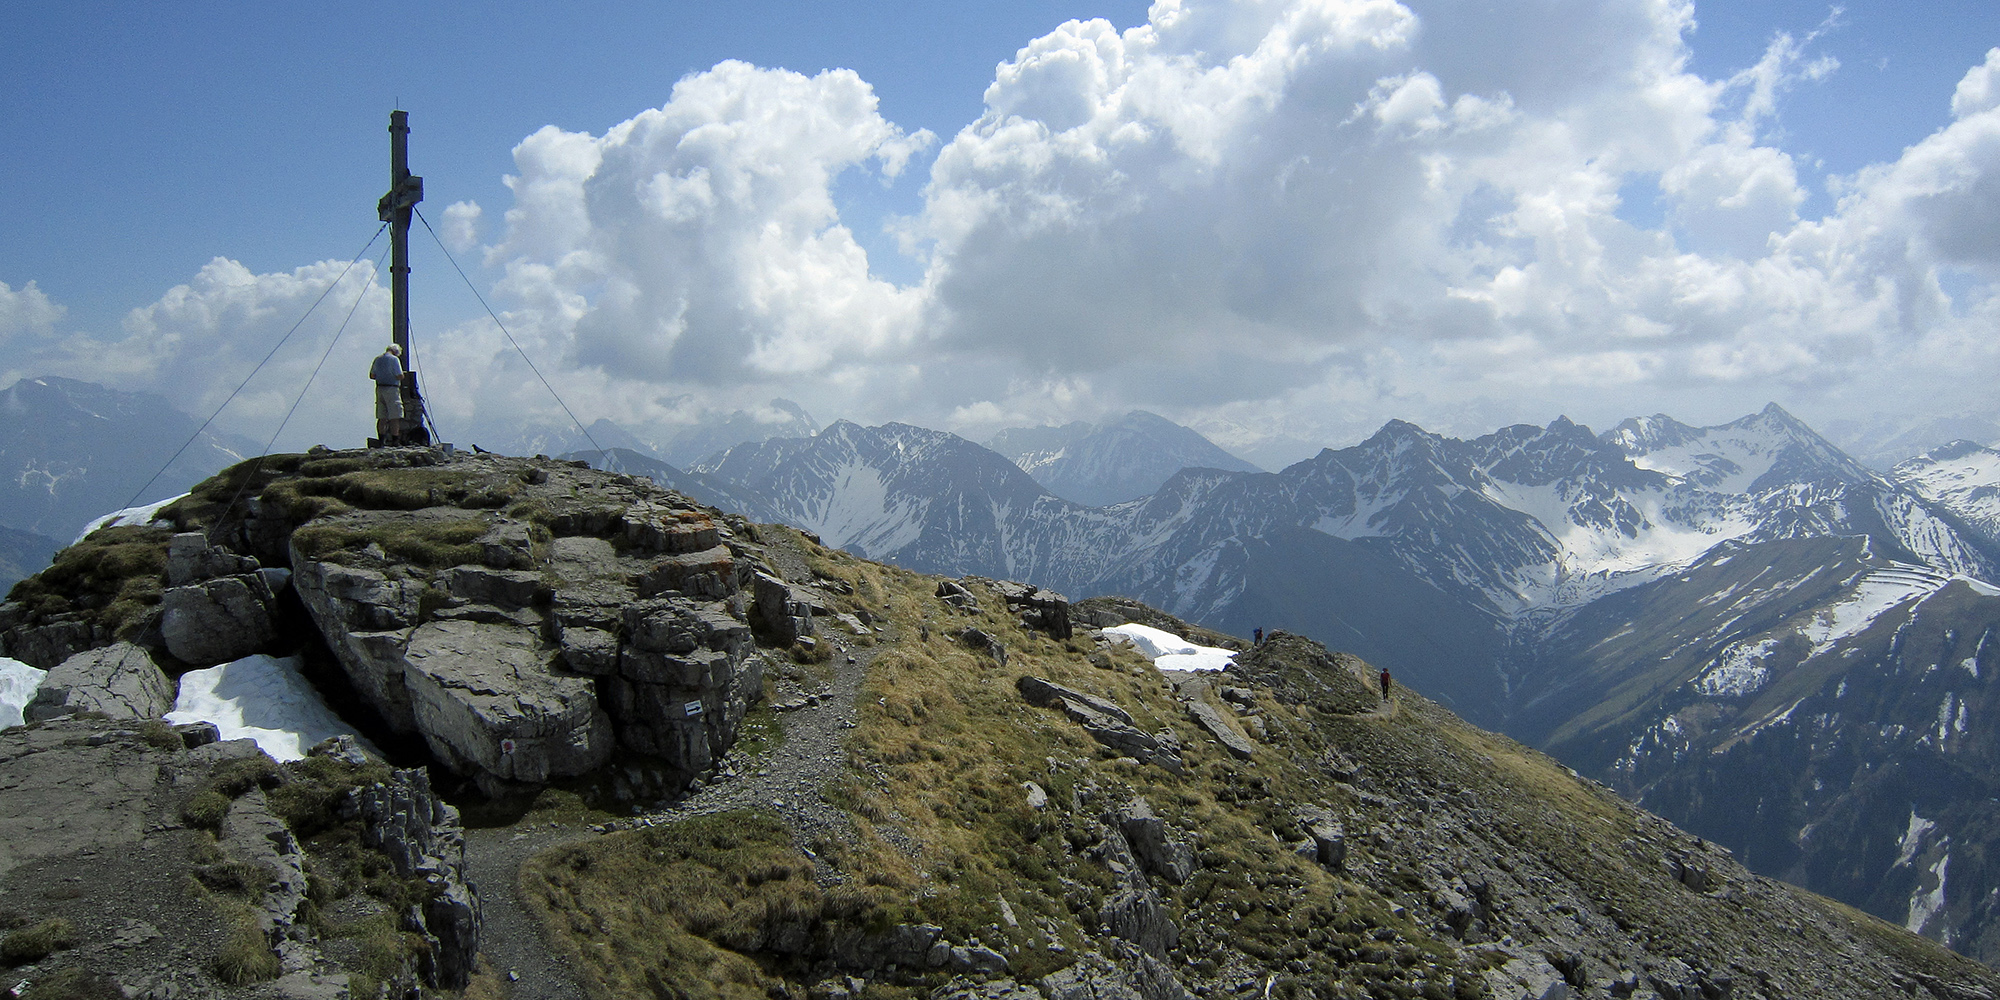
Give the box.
[696,405,2000,639]
[987,410,1263,507]
[689,405,2000,965]
[559,445,781,524]
[1896,440,2000,548]
[477,398,820,470]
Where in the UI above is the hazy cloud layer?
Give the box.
[14,4,2000,465]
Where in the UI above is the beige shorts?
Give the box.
[375,384,404,421]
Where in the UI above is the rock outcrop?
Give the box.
[4,448,806,802]
[217,452,803,794]
[0,718,433,998]
[160,531,283,666]
[1018,675,1185,773]
[1116,797,1194,885]
[984,578,1073,639]
[23,641,173,722]
[346,764,479,989]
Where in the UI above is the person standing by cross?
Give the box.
[370,343,404,445]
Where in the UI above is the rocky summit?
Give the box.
[0,446,1995,999]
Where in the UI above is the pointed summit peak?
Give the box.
[1602,413,1702,456]
[1751,402,1815,432]
[1368,418,1434,441]
[1115,410,1176,429]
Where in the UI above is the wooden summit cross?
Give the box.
[375,109,432,447]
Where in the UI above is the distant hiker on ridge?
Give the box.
[1379,669,1392,702]
[370,344,404,445]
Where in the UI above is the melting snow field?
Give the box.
[1696,638,1779,697]
[0,658,46,729]
[1804,568,1941,654]
[167,654,377,761]
[1909,854,1951,934]
[73,493,187,545]
[1103,623,1237,672]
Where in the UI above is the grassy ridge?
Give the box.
[523,539,1482,999]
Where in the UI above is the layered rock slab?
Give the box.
[24,641,173,722]
[402,618,612,784]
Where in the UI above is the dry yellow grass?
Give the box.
[522,535,1478,998]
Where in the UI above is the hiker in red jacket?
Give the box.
[1379,669,1392,701]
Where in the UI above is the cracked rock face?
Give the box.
[159,531,283,667]
[24,641,173,722]
[346,765,479,989]
[285,453,790,794]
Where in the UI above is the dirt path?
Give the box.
[1345,659,1399,718]
[463,641,873,998]
[464,822,593,999]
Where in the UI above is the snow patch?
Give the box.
[1897,810,1937,868]
[1101,623,1237,672]
[1311,490,1400,539]
[1908,853,1950,934]
[802,461,926,557]
[0,658,46,729]
[1935,694,1959,744]
[167,654,378,761]
[1803,567,1941,655]
[74,493,187,545]
[1695,637,1780,697]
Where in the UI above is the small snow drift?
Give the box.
[1103,623,1237,672]
[0,658,45,729]
[167,653,378,761]
[72,492,187,545]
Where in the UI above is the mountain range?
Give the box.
[0,376,259,590]
[20,373,2000,966]
[671,403,2000,964]
[987,410,1263,506]
[476,398,820,469]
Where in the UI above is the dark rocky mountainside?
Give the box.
[0,376,255,542]
[0,449,1995,997]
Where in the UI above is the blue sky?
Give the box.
[4,1,1148,331]
[3,1,1998,464]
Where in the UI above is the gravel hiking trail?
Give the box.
[465,642,873,1000]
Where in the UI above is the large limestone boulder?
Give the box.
[402,618,612,785]
[161,573,279,665]
[284,454,785,794]
[24,642,174,722]
[290,559,425,729]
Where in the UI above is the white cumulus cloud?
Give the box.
[0,280,64,355]
[14,0,2000,465]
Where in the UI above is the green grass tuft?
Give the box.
[137,719,183,751]
[210,907,280,985]
[181,790,232,831]
[3,526,170,641]
[19,967,125,1000]
[291,519,490,569]
[1,917,78,965]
